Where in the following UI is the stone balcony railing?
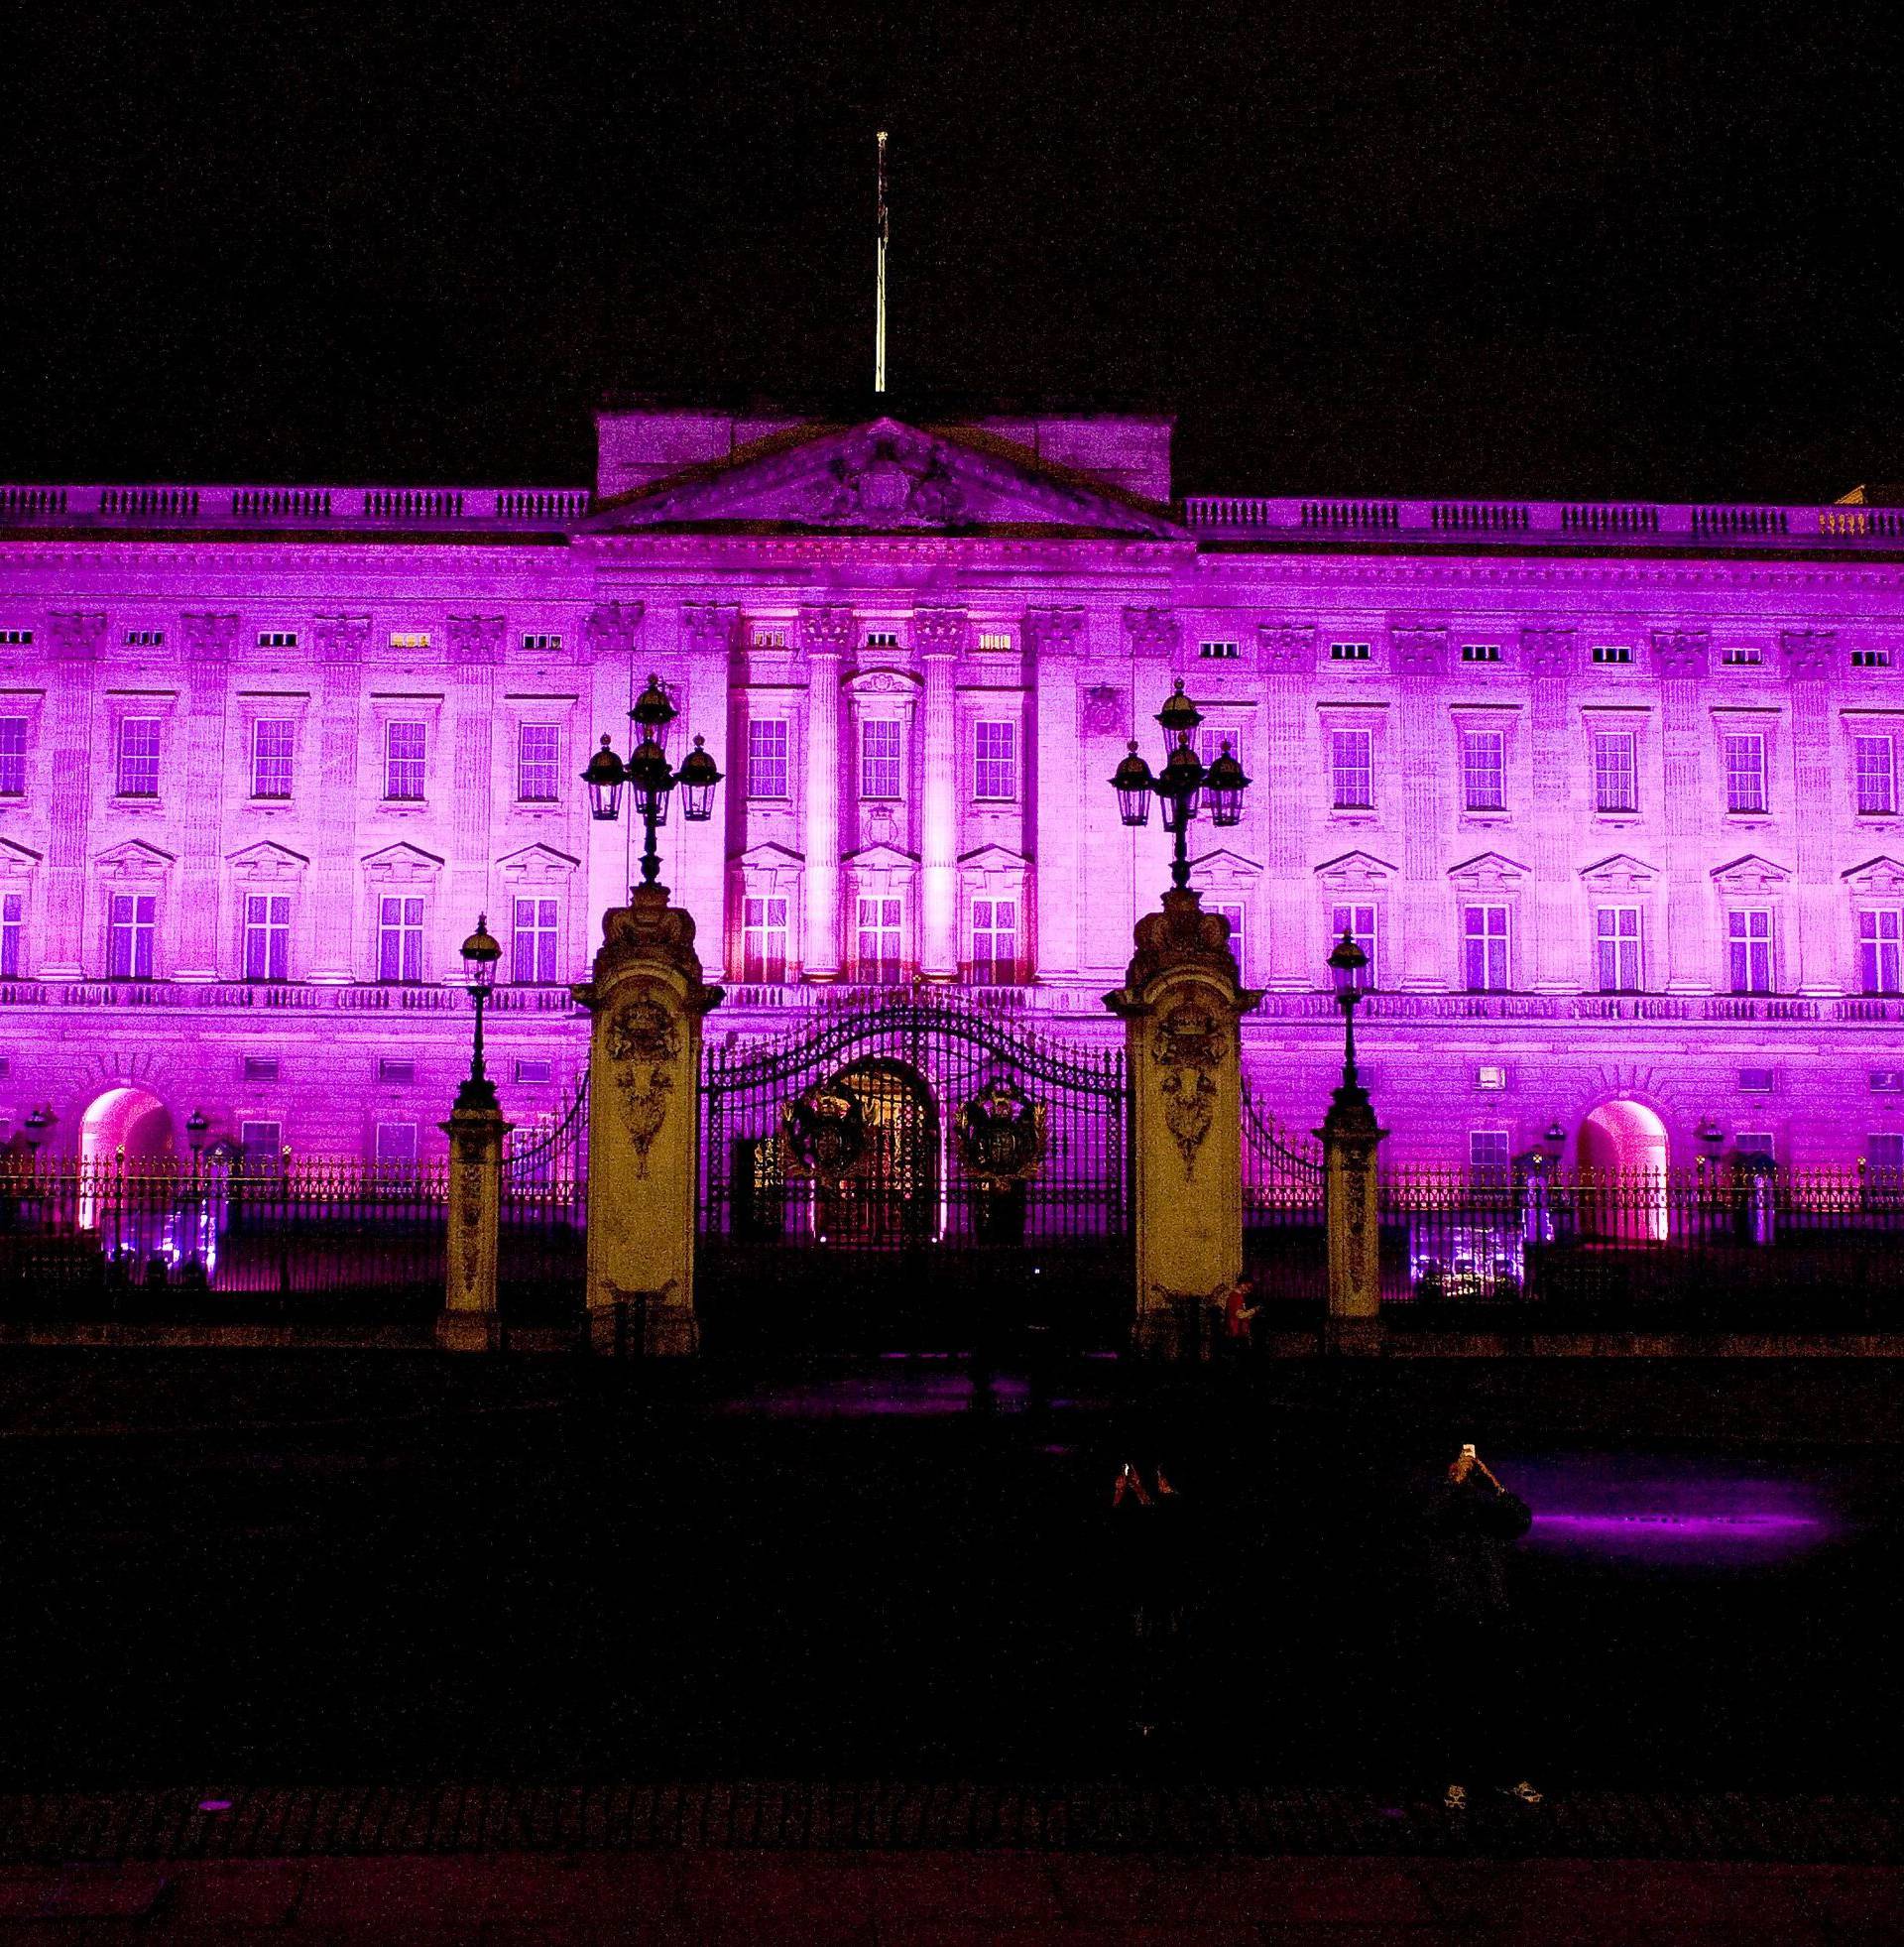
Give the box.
[1,976,1892,1028]
[1178,494,1904,552]
[0,482,593,533]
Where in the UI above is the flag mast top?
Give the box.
[875,130,889,395]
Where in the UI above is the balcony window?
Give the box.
[741,895,788,984]
[1462,905,1509,992]
[0,716,25,796]
[1727,909,1773,994]
[240,1120,283,1177]
[860,718,901,799]
[107,892,156,979]
[251,719,295,799]
[1461,729,1505,811]
[1725,732,1768,813]
[511,896,559,983]
[1206,899,1246,986]
[970,897,1018,985]
[1855,735,1896,815]
[1596,907,1642,992]
[856,896,904,985]
[243,893,291,981]
[1331,729,1372,810]
[1593,730,1637,812]
[974,720,1016,800]
[747,719,789,799]
[0,891,21,977]
[1859,910,1902,996]
[377,894,424,982]
[1331,903,1377,987]
[384,721,425,801]
[116,718,160,797]
[517,724,560,802]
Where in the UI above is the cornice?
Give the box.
[578,533,1194,566]
[0,540,575,572]
[1184,552,1904,596]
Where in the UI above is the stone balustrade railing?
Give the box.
[0,482,593,531]
[1179,493,1904,550]
[0,977,1894,1027]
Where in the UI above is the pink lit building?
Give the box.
[4,401,1904,1178]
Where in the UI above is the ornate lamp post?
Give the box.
[1111,678,1250,894]
[185,1108,209,1158]
[1319,927,1385,1353]
[456,913,502,1112]
[580,673,724,891]
[23,1105,54,1156]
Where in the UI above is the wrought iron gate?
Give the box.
[698,992,1130,1353]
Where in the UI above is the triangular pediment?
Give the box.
[843,841,919,870]
[1580,851,1659,887]
[1314,849,1398,882]
[496,841,581,873]
[958,843,1029,871]
[587,417,1186,538]
[0,835,43,870]
[361,840,444,874]
[1190,847,1263,884]
[227,838,310,872]
[1448,850,1529,882]
[1711,852,1791,892]
[94,838,175,872]
[1844,854,1904,895]
[736,841,803,869]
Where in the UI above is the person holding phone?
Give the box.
[1419,1441,1542,1814]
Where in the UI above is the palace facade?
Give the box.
[4,400,1904,1176]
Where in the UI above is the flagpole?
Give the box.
[875,130,888,395]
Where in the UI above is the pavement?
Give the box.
[0,1786,1897,1943]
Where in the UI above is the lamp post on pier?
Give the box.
[1319,927,1386,1354]
[437,913,509,1352]
[581,673,723,893]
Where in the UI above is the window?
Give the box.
[0,891,21,977]
[390,632,431,650]
[747,719,789,799]
[242,893,290,981]
[1724,732,1768,813]
[516,724,560,802]
[0,717,25,795]
[521,633,562,653]
[741,895,788,983]
[1461,729,1505,811]
[1852,649,1893,669]
[860,718,901,799]
[976,631,1012,653]
[1592,645,1632,665]
[107,892,156,978]
[865,630,900,648]
[0,630,33,646]
[1593,730,1637,812]
[856,896,903,984]
[971,897,1018,984]
[1727,909,1773,994]
[242,1056,280,1082]
[1735,1131,1775,1159]
[1859,910,1902,995]
[1855,735,1896,815]
[512,897,559,983]
[251,719,295,798]
[974,720,1016,800]
[752,627,787,649]
[124,629,164,647]
[1331,904,1378,987]
[1329,641,1370,662]
[1868,1134,1904,1179]
[384,721,425,800]
[257,631,299,649]
[377,895,424,982]
[378,1058,416,1084]
[116,718,160,797]
[1462,905,1509,992]
[1461,644,1500,663]
[1477,1065,1507,1091]
[1469,1129,1511,1187]
[515,1057,553,1084]
[1206,899,1246,986]
[1199,640,1240,660]
[1722,646,1762,667]
[375,1122,418,1169]
[1596,907,1642,992]
[1331,729,1372,809]
[1738,1067,1775,1093]
[1873,1071,1904,1093]
[239,1120,283,1176]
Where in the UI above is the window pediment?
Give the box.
[0,836,42,875]
[1843,854,1904,898]
[1447,850,1529,893]
[94,838,175,879]
[496,841,580,882]
[845,669,922,700]
[1579,851,1660,893]
[1189,846,1263,892]
[1313,848,1397,888]
[362,840,444,882]
[227,839,309,879]
[1711,852,1792,895]
[958,843,1029,875]
[843,842,919,871]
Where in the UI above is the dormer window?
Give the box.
[521,633,562,653]
[866,630,900,649]
[1461,644,1500,664]
[1722,646,1763,667]
[1329,642,1371,662]
[1853,650,1894,669]
[257,631,299,650]
[1592,645,1633,666]
[1199,640,1240,661]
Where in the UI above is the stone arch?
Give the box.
[76,1084,175,1241]
[1577,1097,1671,1242]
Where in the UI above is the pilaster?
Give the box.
[1392,626,1449,988]
[306,616,369,983]
[915,608,963,979]
[174,614,236,979]
[1654,629,1711,991]
[41,612,105,977]
[799,606,851,981]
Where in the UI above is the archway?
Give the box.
[77,1085,175,1240]
[814,1057,940,1248]
[1577,1098,1670,1242]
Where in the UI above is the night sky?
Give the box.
[3,3,1901,502]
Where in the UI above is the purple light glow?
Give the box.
[1530,1512,1823,1538]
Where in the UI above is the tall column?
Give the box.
[1028,609,1084,981]
[799,606,851,981]
[1784,631,1840,993]
[1522,628,1578,990]
[1655,630,1711,992]
[41,612,105,977]
[1106,888,1257,1361]
[446,617,502,945]
[1258,625,1316,988]
[915,608,963,980]
[583,603,644,965]
[575,883,724,1356]
[174,613,236,980]
[307,616,369,982]
[1392,627,1450,988]
[679,604,736,972]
